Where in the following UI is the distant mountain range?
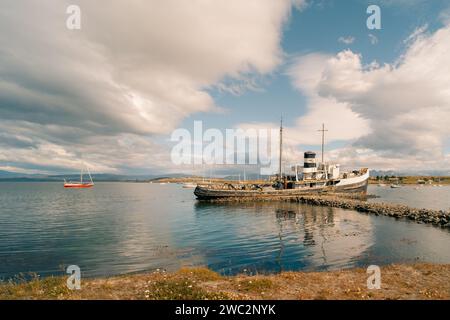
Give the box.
[369,170,450,177]
[0,170,190,182]
[0,170,26,178]
[0,169,449,182]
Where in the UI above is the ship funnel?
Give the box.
[303,151,317,180]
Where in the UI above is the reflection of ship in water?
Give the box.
[274,205,336,272]
[275,209,297,219]
[303,215,316,247]
[193,201,374,272]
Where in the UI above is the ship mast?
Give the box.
[318,123,328,164]
[279,116,283,180]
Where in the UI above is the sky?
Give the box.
[1,0,450,175]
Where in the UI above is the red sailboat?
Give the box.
[64,166,94,188]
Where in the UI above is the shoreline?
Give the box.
[292,196,450,229]
[205,194,450,228]
[293,195,450,228]
[1,263,449,300]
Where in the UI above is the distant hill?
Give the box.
[0,170,25,178]
[223,173,271,181]
[1,168,449,182]
[0,170,192,182]
[369,169,450,177]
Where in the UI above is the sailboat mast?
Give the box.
[87,166,94,184]
[279,117,283,179]
[318,123,328,164]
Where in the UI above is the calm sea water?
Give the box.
[0,182,449,279]
[368,185,450,211]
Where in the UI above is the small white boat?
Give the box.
[390,184,401,188]
[183,183,197,189]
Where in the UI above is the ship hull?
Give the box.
[194,171,369,200]
[64,183,94,188]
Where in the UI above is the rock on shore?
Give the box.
[293,195,450,228]
[206,193,450,228]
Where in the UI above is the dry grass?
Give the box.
[1,264,449,300]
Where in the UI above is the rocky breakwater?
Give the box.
[294,195,450,228]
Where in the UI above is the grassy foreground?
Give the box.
[1,264,449,300]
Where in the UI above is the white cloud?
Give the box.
[242,24,450,171]
[379,0,428,7]
[368,34,378,45]
[338,36,355,45]
[236,53,371,167]
[439,6,450,24]
[327,147,450,172]
[291,0,310,11]
[286,53,370,144]
[304,25,450,169]
[403,24,428,44]
[0,0,304,173]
